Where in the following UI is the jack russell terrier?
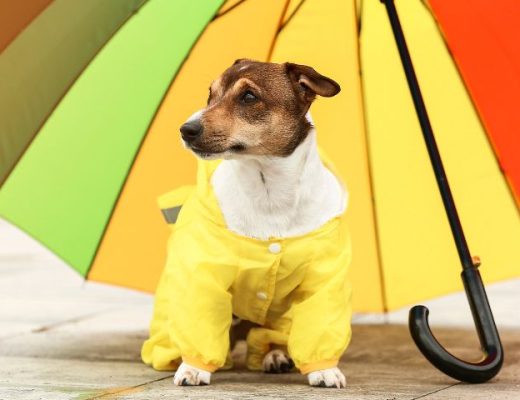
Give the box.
[142,60,352,389]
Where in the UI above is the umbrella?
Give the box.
[1,0,519,383]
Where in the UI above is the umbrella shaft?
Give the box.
[381,0,473,270]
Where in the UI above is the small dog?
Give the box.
[142,60,352,388]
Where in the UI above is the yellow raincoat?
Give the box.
[141,156,352,374]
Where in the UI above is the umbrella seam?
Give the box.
[357,0,363,34]
[0,0,54,56]
[267,0,292,62]
[425,3,520,214]
[212,0,249,21]
[278,0,307,33]
[357,0,389,312]
[0,0,150,188]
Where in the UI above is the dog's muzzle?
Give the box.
[180,119,203,143]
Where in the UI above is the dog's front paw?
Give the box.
[262,349,295,373]
[307,367,346,388]
[173,362,211,386]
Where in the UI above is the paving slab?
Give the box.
[0,306,151,362]
[356,278,520,329]
[1,218,520,399]
[1,323,519,399]
[103,326,519,400]
[0,356,171,400]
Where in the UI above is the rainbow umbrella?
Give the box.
[1,0,519,382]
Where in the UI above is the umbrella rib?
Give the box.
[267,0,292,62]
[277,0,307,34]
[357,0,363,35]
[357,0,390,312]
[211,0,249,21]
[85,4,223,281]
[0,0,151,188]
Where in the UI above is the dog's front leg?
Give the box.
[163,261,235,386]
[307,367,346,388]
[173,362,211,386]
[286,244,352,388]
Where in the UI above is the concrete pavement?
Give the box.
[1,219,519,399]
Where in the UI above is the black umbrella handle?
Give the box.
[410,267,503,383]
[380,0,504,383]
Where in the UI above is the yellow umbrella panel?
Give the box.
[90,0,519,314]
[2,0,518,317]
[89,0,292,291]
[2,0,518,385]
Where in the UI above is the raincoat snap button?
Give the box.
[256,291,268,300]
[268,243,281,254]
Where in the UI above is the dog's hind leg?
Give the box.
[262,348,295,374]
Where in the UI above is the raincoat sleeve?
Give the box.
[143,186,237,373]
[166,201,242,372]
[163,213,237,373]
[287,226,353,374]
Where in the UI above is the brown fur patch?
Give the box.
[188,60,339,157]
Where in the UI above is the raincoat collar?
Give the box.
[191,151,345,244]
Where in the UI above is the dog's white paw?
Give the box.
[173,362,211,386]
[262,349,295,373]
[307,367,346,388]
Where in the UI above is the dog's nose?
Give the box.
[180,120,203,142]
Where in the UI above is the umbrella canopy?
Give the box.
[1,0,519,313]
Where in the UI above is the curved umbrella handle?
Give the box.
[409,267,503,383]
[380,0,505,383]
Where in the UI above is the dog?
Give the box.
[141,60,352,388]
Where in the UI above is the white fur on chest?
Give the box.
[210,129,348,240]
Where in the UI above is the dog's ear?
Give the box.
[233,58,251,66]
[285,63,340,100]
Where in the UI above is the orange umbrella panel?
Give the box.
[428,0,520,205]
[0,0,224,276]
[0,0,518,315]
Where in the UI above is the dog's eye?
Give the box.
[241,90,257,104]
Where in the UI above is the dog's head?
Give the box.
[180,60,340,159]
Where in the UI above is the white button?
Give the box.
[256,291,268,300]
[268,243,281,254]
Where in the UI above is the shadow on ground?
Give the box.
[1,323,519,399]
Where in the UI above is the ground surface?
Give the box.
[1,219,519,399]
